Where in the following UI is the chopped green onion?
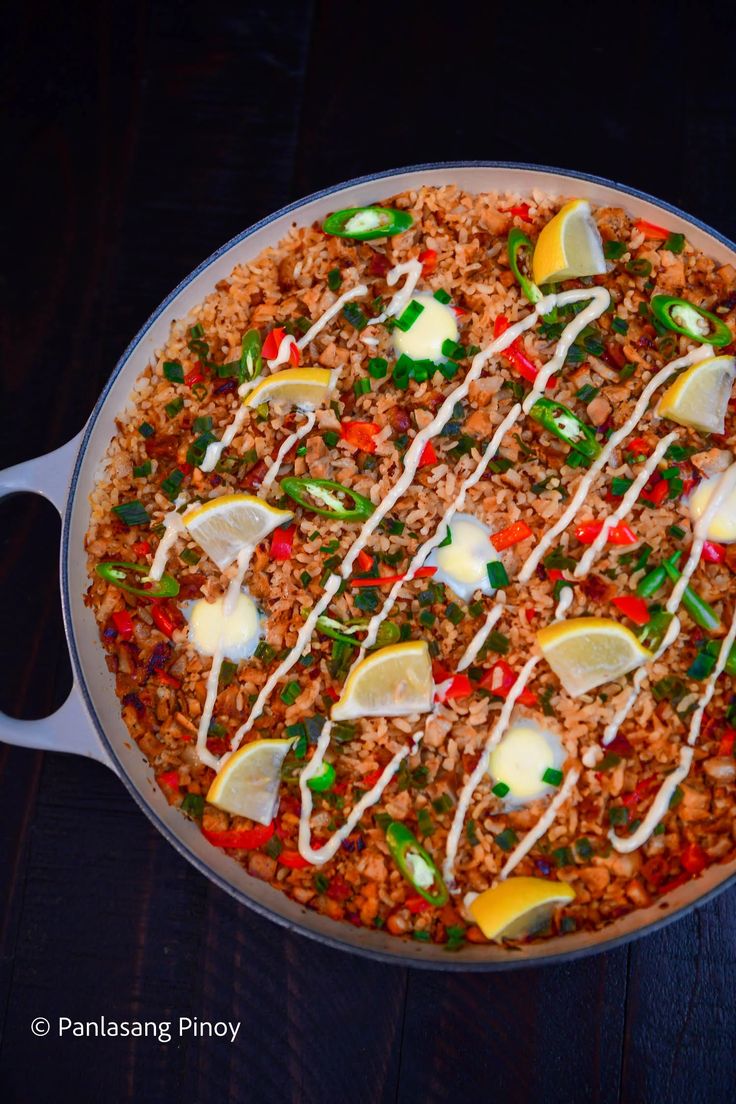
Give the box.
[327,268,342,291]
[219,660,238,687]
[255,641,276,663]
[495,828,518,852]
[161,469,185,500]
[193,415,213,433]
[186,431,218,468]
[133,461,152,478]
[574,837,593,860]
[611,317,629,335]
[433,289,451,304]
[486,561,509,589]
[353,378,371,397]
[395,300,425,332]
[180,548,200,565]
[368,357,388,379]
[445,602,464,626]
[163,360,184,383]
[611,476,633,496]
[663,232,685,254]
[604,240,627,260]
[189,323,205,339]
[492,781,510,798]
[485,630,510,655]
[323,430,339,448]
[165,397,184,418]
[625,258,652,277]
[138,421,155,438]
[280,680,301,706]
[181,793,204,818]
[576,384,600,403]
[466,819,479,845]
[342,303,368,331]
[542,767,563,786]
[112,500,150,527]
[609,806,628,826]
[432,794,454,814]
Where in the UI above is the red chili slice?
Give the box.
[204,822,276,850]
[633,218,670,241]
[419,440,438,467]
[491,520,533,551]
[271,524,296,561]
[418,248,438,276]
[611,595,651,626]
[340,421,380,453]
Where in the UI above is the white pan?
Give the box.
[2,163,734,968]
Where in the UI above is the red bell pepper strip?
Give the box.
[362,768,383,788]
[546,568,564,582]
[701,541,726,564]
[157,770,180,789]
[112,610,135,639]
[479,660,516,697]
[151,604,177,639]
[508,203,532,222]
[356,549,374,573]
[132,540,151,556]
[494,315,556,390]
[405,895,432,914]
[575,520,638,546]
[612,595,651,626]
[452,305,467,317]
[626,436,651,457]
[271,524,295,561]
[491,520,533,551]
[680,842,708,875]
[278,849,312,869]
[418,248,438,276]
[203,822,275,850]
[288,343,300,366]
[340,421,380,453]
[349,566,437,587]
[633,218,670,241]
[184,366,204,387]
[262,327,286,360]
[435,673,472,704]
[419,440,437,467]
[718,727,736,756]
[156,671,181,689]
[645,479,670,507]
[620,775,659,808]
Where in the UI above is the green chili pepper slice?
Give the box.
[529,398,602,460]
[662,552,721,631]
[650,295,731,347]
[635,564,667,598]
[385,821,449,907]
[637,607,674,650]
[315,615,364,645]
[322,206,413,241]
[508,228,543,305]
[239,329,262,383]
[281,477,375,520]
[95,561,179,598]
[306,762,336,793]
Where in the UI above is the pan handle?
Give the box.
[0,433,116,770]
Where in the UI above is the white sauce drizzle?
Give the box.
[608,748,694,854]
[259,411,316,496]
[297,727,424,865]
[457,603,506,672]
[574,432,679,578]
[518,344,712,584]
[499,768,581,878]
[201,405,249,473]
[366,260,423,326]
[266,283,370,370]
[442,656,541,887]
[147,510,186,581]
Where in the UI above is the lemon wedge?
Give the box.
[537,617,651,698]
[207,738,294,824]
[183,494,293,570]
[244,367,332,410]
[469,877,576,941]
[657,355,735,434]
[532,199,607,285]
[331,641,434,721]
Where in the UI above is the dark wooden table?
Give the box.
[2,3,735,1101]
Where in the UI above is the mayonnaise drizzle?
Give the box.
[259,411,316,496]
[499,768,581,878]
[574,431,679,578]
[442,656,541,887]
[518,344,712,584]
[297,727,424,865]
[365,260,423,327]
[147,510,186,581]
[608,479,736,854]
[266,284,370,369]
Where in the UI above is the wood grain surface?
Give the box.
[1,2,735,1101]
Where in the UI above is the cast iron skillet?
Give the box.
[2,162,734,968]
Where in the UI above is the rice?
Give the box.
[85,185,736,947]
